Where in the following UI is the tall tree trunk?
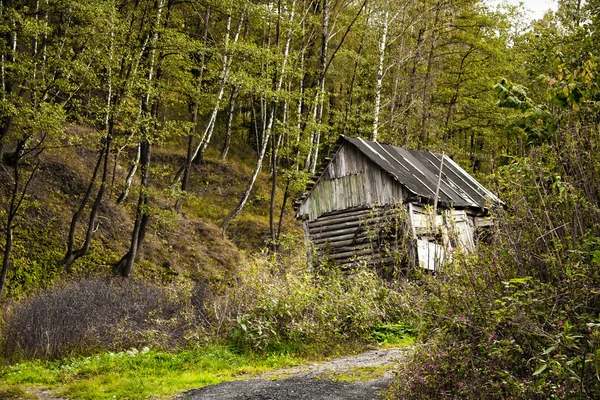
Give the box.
[343,35,364,133]
[388,3,407,136]
[442,45,473,140]
[63,5,116,270]
[114,140,151,277]
[220,85,239,161]
[418,1,441,150]
[307,0,329,175]
[192,9,245,165]
[62,146,104,267]
[179,7,210,193]
[307,0,366,172]
[63,137,111,271]
[269,128,279,243]
[115,0,165,276]
[372,2,389,142]
[269,0,285,245]
[0,141,41,298]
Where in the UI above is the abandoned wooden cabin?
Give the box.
[294,135,502,273]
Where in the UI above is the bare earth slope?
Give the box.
[180,347,407,400]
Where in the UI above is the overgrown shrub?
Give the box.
[218,260,407,352]
[386,147,600,399]
[1,278,196,361]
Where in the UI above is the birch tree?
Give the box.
[221,0,296,234]
[371,0,389,141]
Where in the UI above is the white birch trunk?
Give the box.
[308,0,329,175]
[372,3,389,142]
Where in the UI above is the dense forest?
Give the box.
[1,0,600,398]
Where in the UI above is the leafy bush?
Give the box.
[386,148,600,399]
[220,260,407,352]
[1,278,196,361]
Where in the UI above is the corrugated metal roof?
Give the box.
[344,135,501,209]
[294,135,501,213]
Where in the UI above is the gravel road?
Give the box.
[180,348,407,400]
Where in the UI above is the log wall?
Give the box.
[307,205,407,268]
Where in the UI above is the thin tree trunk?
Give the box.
[0,220,13,298]
[63,138,111,270]
[116,141,141,204]
[343,36,364,133]
[0,143,41,298]
[388,2,408,134]
[220,85,239,161]
[0,156,21,297]
[307,0,366,172]
[115,140,151,277]
[63,5,116,270]
[443,45,473,140]
[115,0,165,276]
[192,9,245,165]
[276,178,291,240]
[179,7,210,192]
[174,107,197,210]
[269,130,278,243]
[62,147,104,266]
[418,2,441,150]
[372,2,389,141]
[308,0,329,174]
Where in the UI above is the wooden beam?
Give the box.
[311,231,370,244]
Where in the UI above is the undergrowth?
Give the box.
[222,260,408,352]
[0,253,414,398]
[386,146,600,399]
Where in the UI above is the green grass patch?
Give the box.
[318,366,390,382]
[0,384,36,399]
[0,345,306,400]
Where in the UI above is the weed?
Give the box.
[223,259,408,352]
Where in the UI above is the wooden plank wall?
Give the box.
[298,144,407,221]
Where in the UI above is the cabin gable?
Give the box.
[297,143,407,221]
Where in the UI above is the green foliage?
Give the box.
[387,142,600,398]
[368,323,417,346]
[224,260,407,352]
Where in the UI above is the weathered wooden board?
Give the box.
[298,145,407,221]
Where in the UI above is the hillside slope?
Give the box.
[0,131,302,298]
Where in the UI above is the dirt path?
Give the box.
[179,347,408,400]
